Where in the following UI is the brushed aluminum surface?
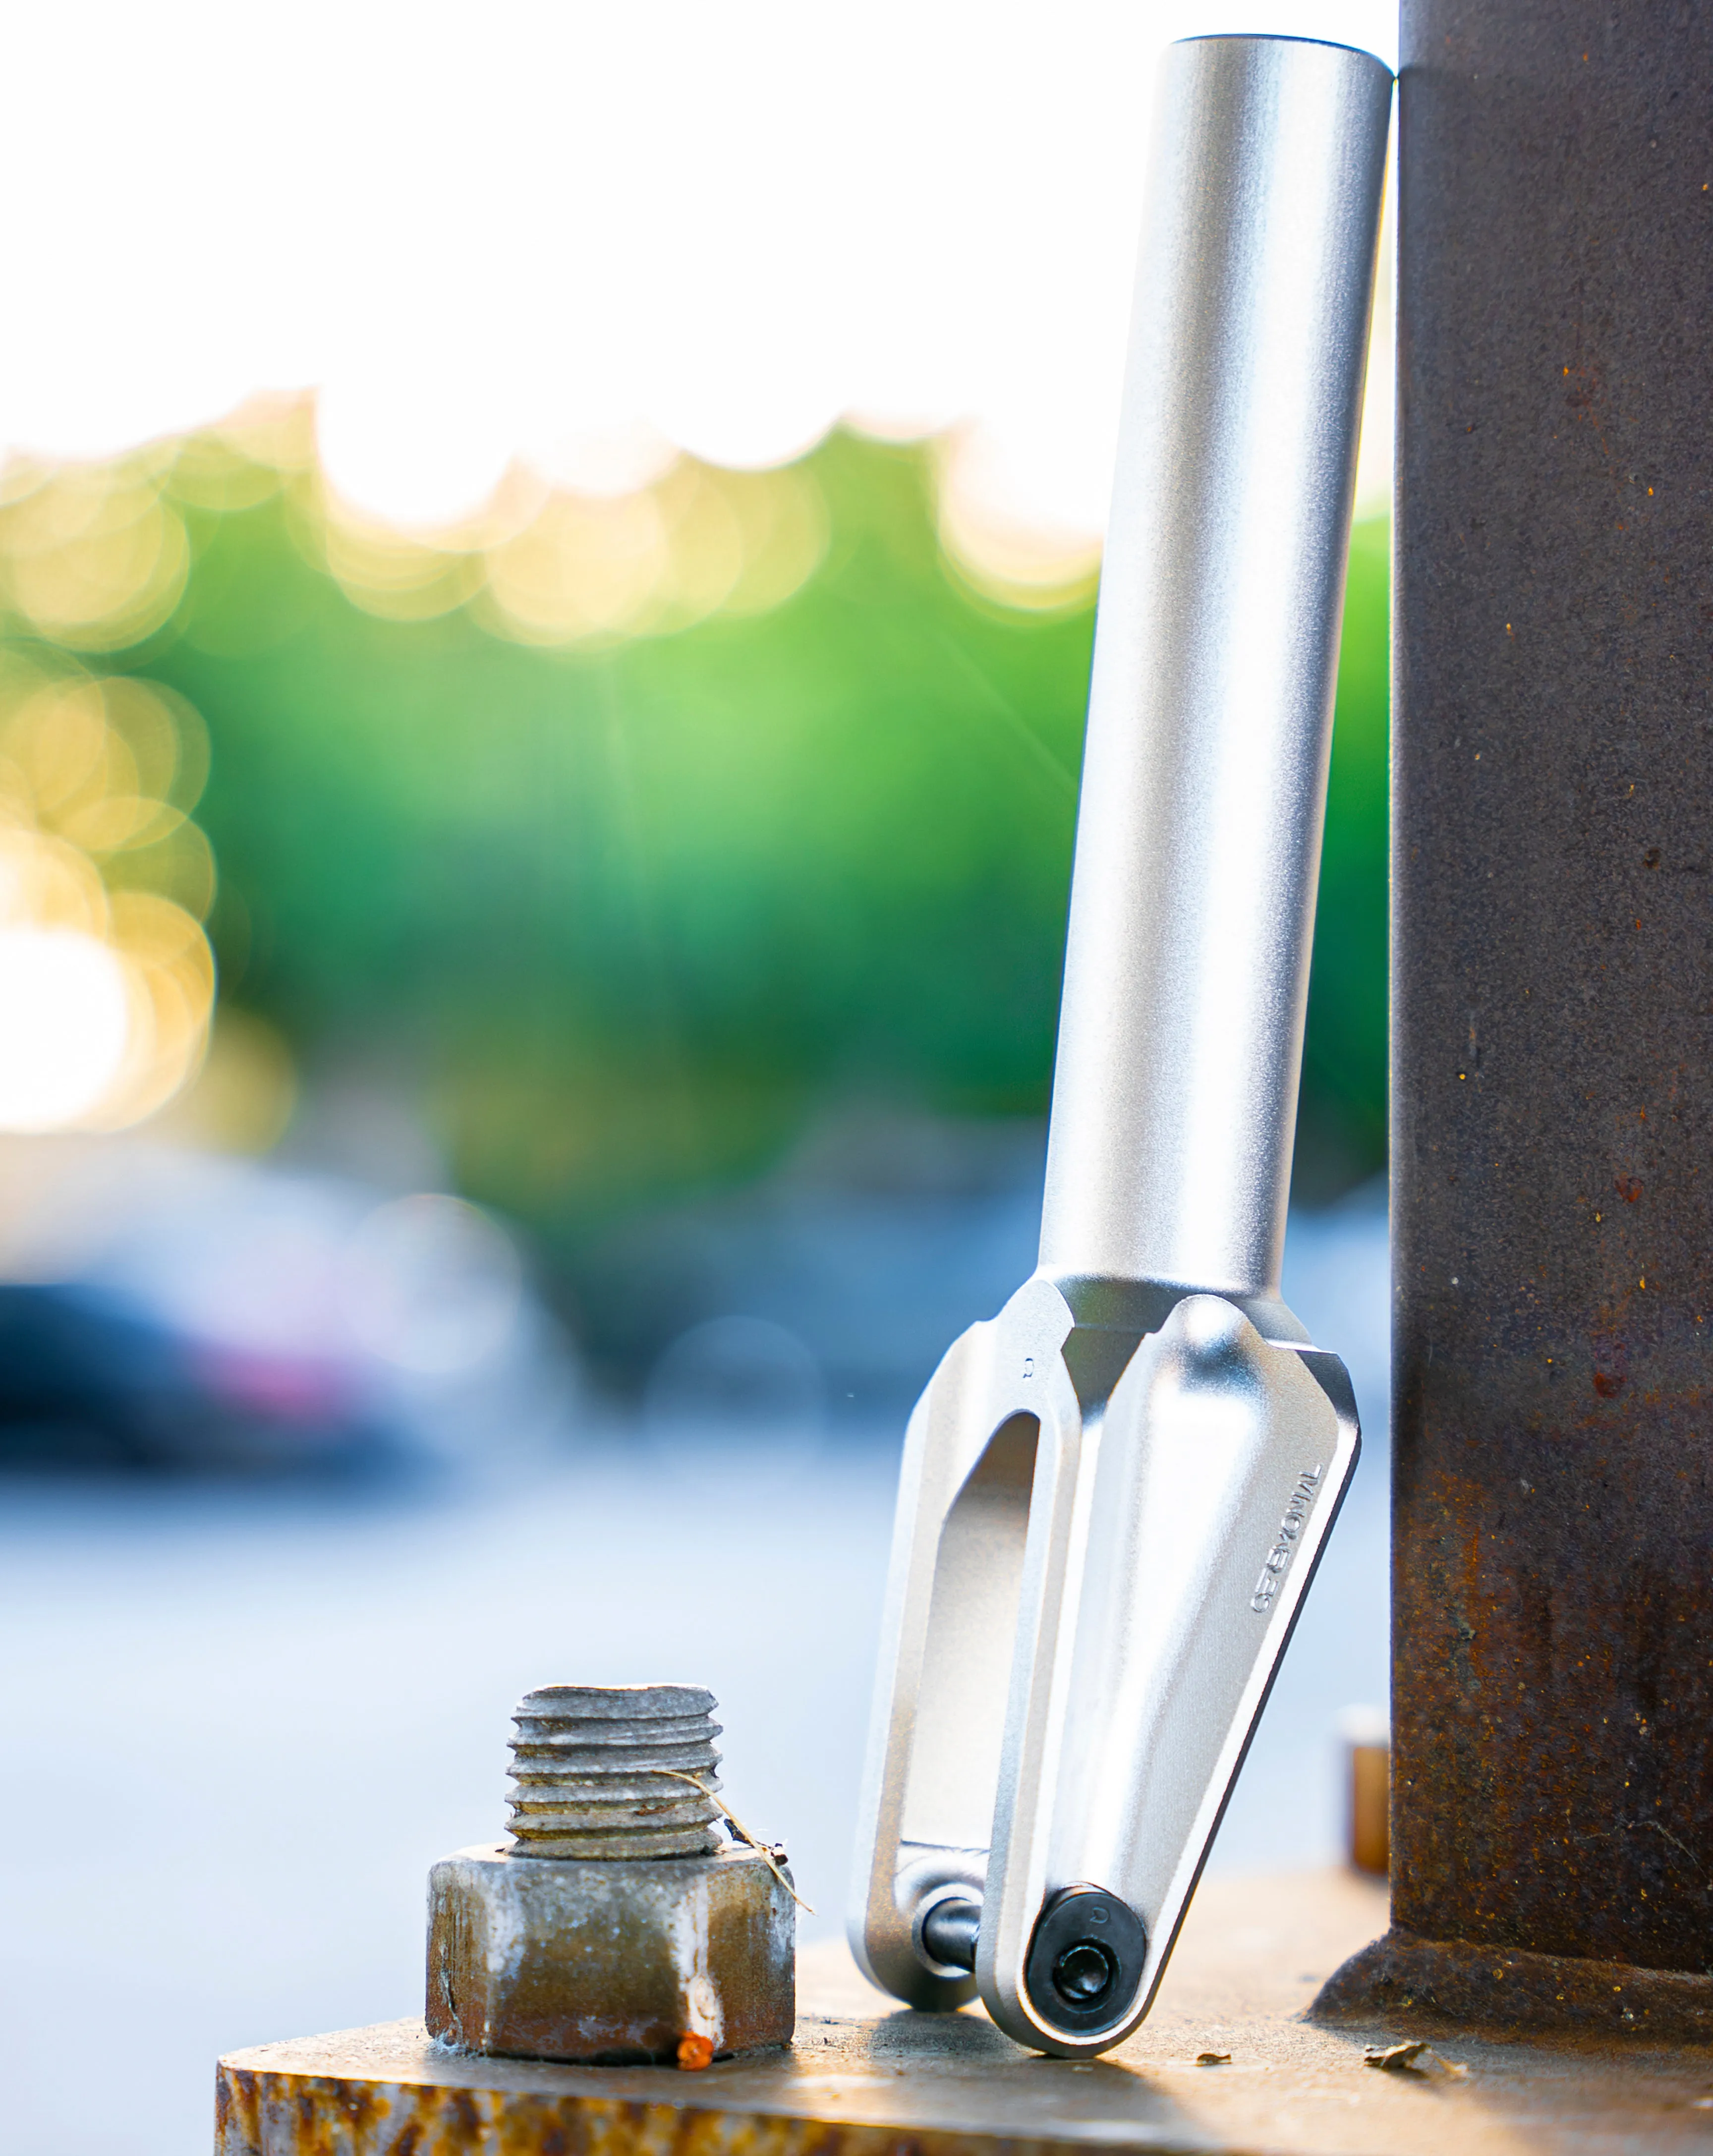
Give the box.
[851,33,1391,2059]
[1039,33,1390,1299]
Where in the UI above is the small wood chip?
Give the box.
[1365,2041,1427,2072]
[1196,2051,1232,2066]
[1364,2041,1468,2080]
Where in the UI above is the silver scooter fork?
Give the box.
[849,35,1391,2056]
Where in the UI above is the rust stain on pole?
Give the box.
[1318,0,1713,2032]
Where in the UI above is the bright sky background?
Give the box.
[0,0,1397,535]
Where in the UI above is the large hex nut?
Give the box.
[427,1841,795,2063]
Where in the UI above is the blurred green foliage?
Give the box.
[1301,515,1389,1197]
[130,431,1385,1256]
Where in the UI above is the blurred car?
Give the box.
[0,1139,578,1475]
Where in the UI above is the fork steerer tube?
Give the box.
[1037,35,1390,1300]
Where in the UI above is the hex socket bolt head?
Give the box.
[425,1684,796,2065]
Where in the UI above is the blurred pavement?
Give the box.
[0,1186,1386,2156]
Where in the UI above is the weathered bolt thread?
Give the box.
[507,1684,724,1859]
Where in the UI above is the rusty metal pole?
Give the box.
[1316,0,1713,2038]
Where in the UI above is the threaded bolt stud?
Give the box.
[506,1684,724,1860]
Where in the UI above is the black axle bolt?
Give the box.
[1053,1939,1118,2007]
[1024,1884,1147,2035]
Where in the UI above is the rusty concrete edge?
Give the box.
[1308,1928,1713,2045]
[212,2061,1216,2156]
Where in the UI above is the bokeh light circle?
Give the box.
[0,924,131,1131]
